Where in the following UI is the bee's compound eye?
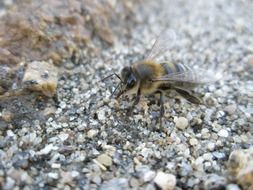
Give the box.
[127,77,136,89]
[121,67,130,79]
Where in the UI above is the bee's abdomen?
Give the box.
[161,62,189,75]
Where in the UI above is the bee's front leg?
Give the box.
[127,88,141,116]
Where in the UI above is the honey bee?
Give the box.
[102,29,221,125]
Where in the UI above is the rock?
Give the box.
[87,129,99,138]
[51,163,61,169]
[226,184,241,190]
[3,177,15,190]
[216,111,225,118]
[218,129,229,138]
[224,104,237,115]
[48,172,59,179]
[8,168,33,184]
[227,148,253,190]
[37,144,58,155]
[154,171,176,190]
[96,154,112,167]
[22,61,58,97]
[193,156,204,171]
[143,170,156,182]
[60,171,79,186]
[91,174,102,185]
[204,174,226,190]
[213,152,226,159]
[100,178,128,190]
[130,177,140,188]
[189,138,198,146]
[140,147,153,159]
[201,128,210,139]
[97,109,106,121]
[58,133,69,142]
[1,109,12,122]
[207,142,216,151]
[174,117,189,130]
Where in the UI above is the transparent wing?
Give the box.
[145,29,178,61]
[152,68,222,84]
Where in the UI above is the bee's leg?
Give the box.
[174,87,202,104]
[127,87,141,116]
[158,91,165,129]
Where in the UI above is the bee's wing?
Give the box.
[152,68,222,84]
[145,29,178,61]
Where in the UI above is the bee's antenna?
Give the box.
[100,72,122,82]
[114,73,122,82]
[110,82,121,98]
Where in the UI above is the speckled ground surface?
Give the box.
[0,0,253,189]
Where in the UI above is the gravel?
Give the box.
[0,0,253,189]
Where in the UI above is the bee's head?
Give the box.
[116,66,138,98]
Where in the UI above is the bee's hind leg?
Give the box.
[174,87,202,105]
[157,91,166,132]
[127,88,141,116]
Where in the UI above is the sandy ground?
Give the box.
[0,0,253,189]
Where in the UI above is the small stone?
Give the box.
[130,177,140,188]
[71,171,79,178]
[189,138,198,146]
[154,171,176,190]
[193,156,204,171]
[100,178,128,190]
[58,133,69,142]
[175,117,189,130]
[140,147,153,159]
[216,110,225,118]
[224,104,237,115]
[226,184,241,190]
[143,171,156,182]
[1,110,12,122]
[201,128,210,139]
[207,142,215,151]
[96,154,112,167]
[91,174,102,185]
[204,174,226,190]
[97,109,106,121]
[213,152,226,159]
[37,144,58,155]
[48,172,59,179]
[228,148,253,190]
[51,163,61,169]
[4,177,15,190]
[87,129,98,138]
[218,129,229,138]
[22,61,58,97]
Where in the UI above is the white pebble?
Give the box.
[48,172,59,179]
[218,129,229,138]
[87,129,98,138]
[143,171,156,182]
[207,142,216,151]
[96,154,112,167]
[189,138,198,146]
[71,171,80,178]
[154,171,176,190]
[51,163,61,169]
[58,133,69,142]
[97,109,106,121]
[37,144,58,155]
[175,117,189,130]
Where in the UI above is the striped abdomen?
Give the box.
[161,62,189,75]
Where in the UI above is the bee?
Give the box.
[102,29,221,126]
